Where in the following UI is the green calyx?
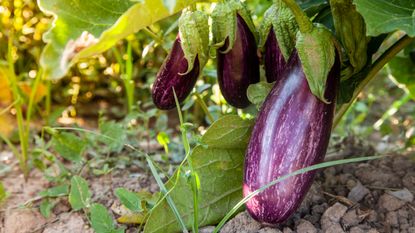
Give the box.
[296,24,336,104]
[330,0,369,79]
[211,0,257,53]
[282,0,338,103]
[178,9,209,75]
[259,1,298,61]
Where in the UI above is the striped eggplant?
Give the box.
[152,10,209,110]
[212,1,259,108]
[243,52,340,224]
[152,36,200,110]
[260,3,297,83]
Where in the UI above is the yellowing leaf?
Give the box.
[18,82,47,103]
[117,213,146,224]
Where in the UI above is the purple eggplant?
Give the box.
[216,14,260,108]
[260,3,297,83]
[243,52,340,224]
[151,36,200,110]
[264,28,287,83]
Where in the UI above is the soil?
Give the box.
[1,141,415,233]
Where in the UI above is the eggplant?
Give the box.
[151,36,200,110]
[243,52,340,224]
[152,10,208,110]
[216,14,260,108]
[264,28,287,83]
[260,3,297,83]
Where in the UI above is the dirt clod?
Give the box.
[220,212,261,233]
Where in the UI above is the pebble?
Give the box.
[296,219,317,233]
[257,227,282,233]
[378,194,406,211]
[387,188,414,203]
[348,182,370,202]
[220,211,261,233]
[341,209,362,228]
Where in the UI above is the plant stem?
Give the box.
[333,35,415,128]
[45,80,51,118]
[26,69,43,139]
[124,40,135,113]
[194,93,214,123]
[174,89,199,233]
[7,31,29,178]
[143,27,164,45]
[281,0,313,33]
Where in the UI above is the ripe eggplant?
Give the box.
[264,28,286,83]
[152,36,200,110]
[260,3,297,83]
[152,10,208,110]
[216,14,260,108]
[243,52,340,224]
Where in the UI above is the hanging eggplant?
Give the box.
[152,10,209,110]
[212,1,260,108]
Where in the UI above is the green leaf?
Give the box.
[354,0,415,37]
[144,115,253,233]
[296,24,336,103]
[99,120,126,152]
[69,176,91,211]
[115,188,143,212]
[90,203,124,233]
[247,81,274,109]
[38,0,212,80]
[388,56,415,100]
[39,199,55,218]
[0,182,7,204]
[39,184,69,197]
[51,132,87,162]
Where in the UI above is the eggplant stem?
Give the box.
[281,0,313,33]
[333,35,415,128]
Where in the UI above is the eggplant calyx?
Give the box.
[212,0,257,53]
[259,3,298,61]
[178,9,209,76]
[296,24,337,104]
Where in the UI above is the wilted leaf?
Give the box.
[355,0,415,37]
[69,176,91,211]
[117,212,146,224]
[144,115,253,233]
[18,82,48,103]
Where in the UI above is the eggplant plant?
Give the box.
[212,1,260,108]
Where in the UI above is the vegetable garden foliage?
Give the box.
[36,0,415,232]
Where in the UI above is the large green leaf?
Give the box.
[144,115,253,233]
[354,0,415,37]
[38,0,211,80]
[388,56,415,100]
